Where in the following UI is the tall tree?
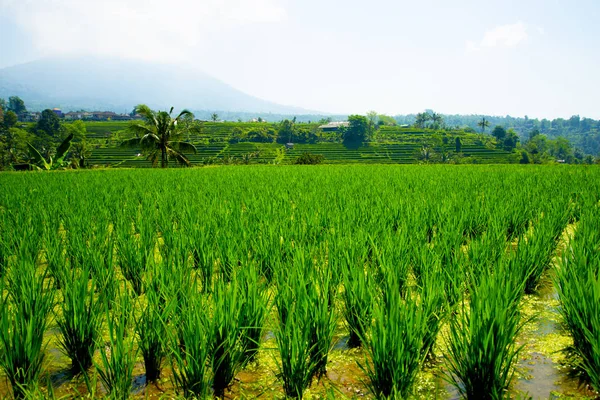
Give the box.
[366,111,378,129]
[3,111,18,129]
[211,113,219,122]
[7,96,27,116]
[121,104,199,168]
[415,112,431,129]
[278,119,295,143]
[477,117,490,133]
[491,126,507,142]
[455,137,462,153]
[36,109,61,137]
[430,112,443,129]
[503,129,519,151]
[344,115,370,144]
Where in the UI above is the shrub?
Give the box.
[294,152,325,165]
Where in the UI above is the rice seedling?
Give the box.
[0,241,9,276]
[360,274,428,399]
[134,280,174,382]
[117,226,150,296]
[445,261,526,399]
[306,264,336,380]
[556,212,600,391]
[237,263,270,365]
[1,164,599,399]
[274,254,320,399]
[56,266,104,374]
[209,278,244,397]
[418,264,449,361]
[95,290,137,400]
[188,224,214,293]
[42,224,69,289]
[341,248,373,348]
[0,255,54,400]
[169,290,212,399]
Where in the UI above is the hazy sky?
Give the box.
[1,0,599,118]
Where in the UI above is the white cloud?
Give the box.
[1,0,287,62]
[467,22,529,52]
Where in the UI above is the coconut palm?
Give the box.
[415,112,431,129]
[121,105,199,168]
[477,117,490,133]
[430,112,444,129]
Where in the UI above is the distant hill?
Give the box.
[0,56,319,115]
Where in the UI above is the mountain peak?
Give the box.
[0,56,314,114]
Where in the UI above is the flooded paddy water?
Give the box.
[14,270,596,400]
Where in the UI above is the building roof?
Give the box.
[318,121,350,129]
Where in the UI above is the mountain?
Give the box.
[0,56,317,115]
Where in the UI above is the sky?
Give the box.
[1,0,599,119]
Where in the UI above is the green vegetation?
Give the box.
[294,152,325,164]
[557,208,600,392]
[4,99,598,169]
[0,165,598,399]
[121,105,199,168]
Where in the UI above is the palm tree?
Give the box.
[121,105,199,168]
[477,117,490,133]
[415,112,431,129]
[430,112,443,129]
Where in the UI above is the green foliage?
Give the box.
[478,117,490,133]
[169,289,212,399]
[274,264,316,399]
[278,119,295,142]
[36,109,61,137]
[26,133,74,170]
[134,270,173,382]
[96,292,137,400]
[0,165,598,399]
[237,265,270,365]
[455,136,462,152]
[57,266,104,373]
[3,110,18,129]
[556,210,600,392]
[492,125,507,142]
[121,104,199,168]
[361,275,429,399]
[294,152,324,164]
[8,96,27,116]
[344,115,370,144]
[341,247,373,348]
[210,279,244,397]
[0,256,54,399]
[445,261,526,400]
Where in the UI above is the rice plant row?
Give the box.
[0,165,598,399]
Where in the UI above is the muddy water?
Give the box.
[511,222,598,400]
[512,272,598,399]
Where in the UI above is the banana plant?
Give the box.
[26,134,74,170]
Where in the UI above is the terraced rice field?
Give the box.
[81,121,514,166]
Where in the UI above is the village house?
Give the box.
[21,112,41,122]
[64,111,93,120]
[318,121,350,132]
